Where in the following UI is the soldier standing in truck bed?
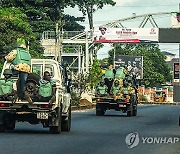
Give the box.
[104,64,116,94]
[5,38,31,101]
[114,62,128,87]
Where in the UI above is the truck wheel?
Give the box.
[0,112,5,132]
[133,104,137,116]
[49,107,62,134]
[133,109,137,116]
[62,105,71,132]
[96,104,105,116]
[5,115,16,131]
[127,104,133,117]
[5,122,15,131]
[0,124,5,132]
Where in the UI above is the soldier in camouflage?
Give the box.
[5,38,31,101]
[0,69,17,101]
[34,71,56,104]
[96,80,108,97]
[114,62,128,87]
[111,80,123,101]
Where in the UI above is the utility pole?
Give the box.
[113,45,116,67]
[179,44,180,86]
[54,2,63,63]
[85,31,89,72]
[179,4,180,86]
[55,22,59,61]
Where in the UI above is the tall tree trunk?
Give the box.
[86,4,93,30]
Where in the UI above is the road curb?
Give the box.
[71,104,96,111]
[138,101,180,105]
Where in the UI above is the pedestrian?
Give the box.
[0,69,17,102]
[5,38,31,101]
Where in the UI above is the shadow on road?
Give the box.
[4,129,50,134]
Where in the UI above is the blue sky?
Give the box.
[65,0,180,59]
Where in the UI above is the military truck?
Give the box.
[0,59,71,134]
[95,94,138,117]
[95,75,138,117]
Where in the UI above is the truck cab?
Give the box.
[0,59,71,134]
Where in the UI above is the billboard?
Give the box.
[173,62,179,83]
[114,55,143,79]
[93,27,159,43]
[171,12,180,28]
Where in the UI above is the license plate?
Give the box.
[37,112,48,119]
[119,104,126,107]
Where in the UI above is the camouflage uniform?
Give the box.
[5,39,31,100]
[96,81,108,97]
[111,80,123,100]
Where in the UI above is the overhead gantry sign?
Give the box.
[92,27,180,43]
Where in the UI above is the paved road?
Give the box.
[0,105,179,154]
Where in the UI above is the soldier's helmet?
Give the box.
[16,38,26,49]
[3,69,13,75]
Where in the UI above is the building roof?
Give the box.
[162,51,176,56]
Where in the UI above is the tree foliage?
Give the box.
[0,7,44,70]
[88,59,103,88]
[108,44,171,87]
[1,0,85,38]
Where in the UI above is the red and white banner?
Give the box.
[93,27,159,43]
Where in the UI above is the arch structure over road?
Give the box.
[41,12,180,73]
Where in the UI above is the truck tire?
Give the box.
[133,99,137,116]
[27,73,41,85]
[133,109,137,116]
[0,111,5,132]
[96,104,105,116]
[0,124,5,132]
[49,107,62,134]
[62,105,71,132]
[25,73,40,97]
[5,115,16,131]
[5,121,15,131]
[127,104,133,117]
[132,95,138,116]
